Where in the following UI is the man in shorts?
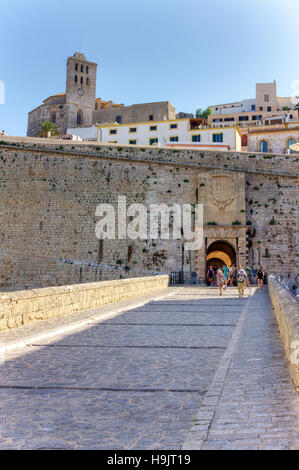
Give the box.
[223,264,228,289]
[237,265,247,297]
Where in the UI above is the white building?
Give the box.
[68,118,242,151]
[209,81,298,128]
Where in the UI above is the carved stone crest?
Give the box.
[208,175,235,209]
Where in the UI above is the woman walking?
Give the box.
[207,265,214,286]
[217,267,224,295]
[257,266,264,290]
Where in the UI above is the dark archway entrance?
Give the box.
[206,240,236,271]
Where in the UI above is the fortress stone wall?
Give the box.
[0,136,298,292]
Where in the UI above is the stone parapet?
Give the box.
[0,275,169,331]
[268,276,299,391]
[0,135,298,176]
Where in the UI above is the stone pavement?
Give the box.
[0,286,298,449]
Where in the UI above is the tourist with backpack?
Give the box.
[237,265,247,297]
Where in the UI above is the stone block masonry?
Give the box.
[0,136,298,291]
[0,275,169,331]
[268,277,299,392]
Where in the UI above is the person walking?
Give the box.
[207,265,214,286]
[213,265,218,286]
[237,265,247,297]
[257,266,264,290]
[223,264,228,289]
[217,267,224,295]
[245,263,252,287]
[229,264,235,287]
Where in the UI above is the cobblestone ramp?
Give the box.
[0,287,297,449]
[183,288,299,450]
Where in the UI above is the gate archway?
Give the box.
[206,240,236,270]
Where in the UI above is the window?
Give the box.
[149,125,157,131]
[259,140,268,152]
[149,138,158,145]
[264,94,269,102]
[81,65,83,73]
[149,115,153,121]
[251,105,256,111]
[169,136,178,142]
[109,129,117,135]
[86,66,89,74]
[192,134,201,142]
[75,63,78,71]
[169,123,177,129]
[259,106,263,111]
[80,76,83,84]
[86,77,90,85]
[252,115,262,121]
[129,140,137,145]
[239,116,249,121]
[213,133,223,143]
[287,138,295,149]
[213,118,223,122]
[115,116,122,124]
[51,111,56,124]
[77,110,83,125]
[267,106,271,112]
[224,117,234,122]
[129,127,137,133]
[75,75,77,83]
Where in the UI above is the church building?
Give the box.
[27,53,175,136]
[27,53,97,136]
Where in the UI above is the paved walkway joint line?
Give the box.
[0,286,297,450]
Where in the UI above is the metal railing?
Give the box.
[169,271,199,285]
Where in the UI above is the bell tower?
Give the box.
[65,52,97,129]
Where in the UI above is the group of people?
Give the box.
[207,264,265,297]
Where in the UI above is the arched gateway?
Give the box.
[207,240,236,270]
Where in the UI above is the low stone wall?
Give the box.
[0,275,169,331]
[268,276,299,392]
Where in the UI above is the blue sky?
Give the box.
[1,0,299,136]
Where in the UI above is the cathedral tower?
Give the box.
[65,52,97,129]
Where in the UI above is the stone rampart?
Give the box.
[0,275,169,331]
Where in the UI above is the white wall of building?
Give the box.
[67,126,97,140]
[211,99,256,115]
[98,119,241,151]
[68,119,241,151]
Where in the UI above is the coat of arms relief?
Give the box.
[207,175,236,210]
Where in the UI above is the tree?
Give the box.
[36,120,59,137]
[195,106,212,119]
